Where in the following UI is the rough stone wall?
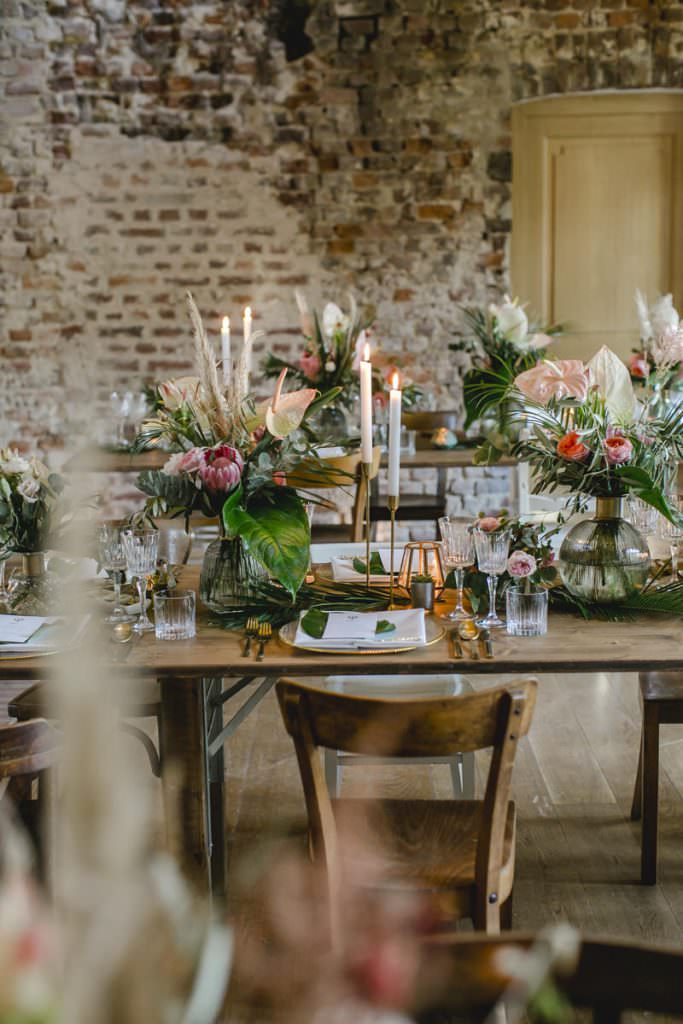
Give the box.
[1,0,682,514]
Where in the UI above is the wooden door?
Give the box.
[511,93,683,363]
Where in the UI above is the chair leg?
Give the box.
[501,888,513,931]
[630,725,643,821]
[641,703,660,885]
[324,749,341,799]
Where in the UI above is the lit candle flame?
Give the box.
[222,315,230,330]
[363,342,371,362]
[391,371,400,390]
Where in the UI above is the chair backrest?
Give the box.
[0,720,58,781]
[419,933,683,1023]
[276,677,537,929]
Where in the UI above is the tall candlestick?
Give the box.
[388,371,402,498]
[221,315,231,389]
[359,341,373,465]
[243,305,253,391]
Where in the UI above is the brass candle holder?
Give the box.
[362,461,373,590]
[387,494,399,608]
[398,541,446,598]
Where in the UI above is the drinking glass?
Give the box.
[98,524,131,624]
[506,587,548,637]
[473,527,512,629]
[660,496,683,580]
[122,528,159,632]
[626,496,659,537]
[153,590,196,641]
[438,516,475,622]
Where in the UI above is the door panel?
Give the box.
[512,94,683,364]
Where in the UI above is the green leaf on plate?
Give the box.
[352,551,385,575]
[301,608,328,639]
[375,619,396,634]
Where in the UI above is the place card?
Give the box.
[0,615,56,645]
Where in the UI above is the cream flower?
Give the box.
[489,296,528,347]
[158,376,201,412]
[17,475,40,503]
[322,302,349,340]
[0,448,30,475]
[588,346,636,424]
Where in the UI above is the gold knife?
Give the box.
[480,627,494,659]
[450,631,464,659]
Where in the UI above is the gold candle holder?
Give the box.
[387,494,399,608]
[398,541,446,596]
[362,461,372,590]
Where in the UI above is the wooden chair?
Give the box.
[0,719,60,881]
[276,677,537,934]
[9,681,162,778]
[630,670,683,884]
[416,932,683,1024]
[370,410,457,536]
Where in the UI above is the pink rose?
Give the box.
[476,516,503,532]
[198,444,244,493]
[628,353,649,380]
[298,350,322,380]
[515,360,590,405]
[604,435,633,465]
[507,550,537,578]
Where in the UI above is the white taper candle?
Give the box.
[388,371,402,498]
[221,315,231,388]
[360,341,373,464]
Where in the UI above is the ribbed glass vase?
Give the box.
[199,534,267,612]
[558,497,650,604]
[8,553,59,614]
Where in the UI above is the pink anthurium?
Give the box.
[266,368,317,439]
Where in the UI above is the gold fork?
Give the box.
[242,616,259,657]
[256,621,272,662]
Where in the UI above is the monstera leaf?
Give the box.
[222,485,309,597]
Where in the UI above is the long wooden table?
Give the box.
[4,568,682,903]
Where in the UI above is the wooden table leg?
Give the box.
[159,675,213,897]
[641,702,660,885]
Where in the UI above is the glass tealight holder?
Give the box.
[505,587,548,637]
[153,589,196,641]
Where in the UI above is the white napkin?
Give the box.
[294,608,426,649]
[330,548,397,582]
[0,615,55,644]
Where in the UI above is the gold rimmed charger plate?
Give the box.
[278,617,445,656]
[0,648,60,661]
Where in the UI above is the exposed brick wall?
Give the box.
[1,0,682,512]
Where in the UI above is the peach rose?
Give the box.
[628,353,649,379]
[515,360,590,405]
[557,431,590,462]
[604,435,633,465]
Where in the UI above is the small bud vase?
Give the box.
[558,497,650,604]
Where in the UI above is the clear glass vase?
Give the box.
[8,553,59,614]
[199,534,267,612]
[558,497,650,604]
[311,404,348,443]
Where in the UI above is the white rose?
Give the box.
[588,345,636,424]
[17,475,40,503]
[0,449,29,475]
[322,302,349,340]
[490,296,529,347]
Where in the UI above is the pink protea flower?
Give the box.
[515,359,590,405]
[198,444,244,493]
[507,550,537,578]
[628,353,649,379]
[604,434,633,465]
[298,350,322,380]
[476,515,503,532]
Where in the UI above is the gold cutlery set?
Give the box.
[449,621,494,660]
[242,618,273,661]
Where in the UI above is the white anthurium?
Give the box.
[588,345,637,424]
[322,302,349,340]
[649,293,679,340]
[635,289,652,341]
[264,369,317,440]
[489,295,529,347]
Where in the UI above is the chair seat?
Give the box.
[334,798,516,912]
[9,682,161,722]
[639,672,683,704]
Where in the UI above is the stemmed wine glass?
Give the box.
[438,516,475,621]
[122,528,159,633]
[98,524,131,624]
[473,527,512,629]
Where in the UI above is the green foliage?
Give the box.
[352,551,385,575]
[222,484,310,598]
[301,607,328,638]
[375,618,396,634]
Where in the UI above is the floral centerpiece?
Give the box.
[629,290,683,415]
[134,293,342,609]
[371,349,425,412]
[263,292,372,440]
[500,346,683,603]
[0,449,70,612]
[450,295,561,433]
